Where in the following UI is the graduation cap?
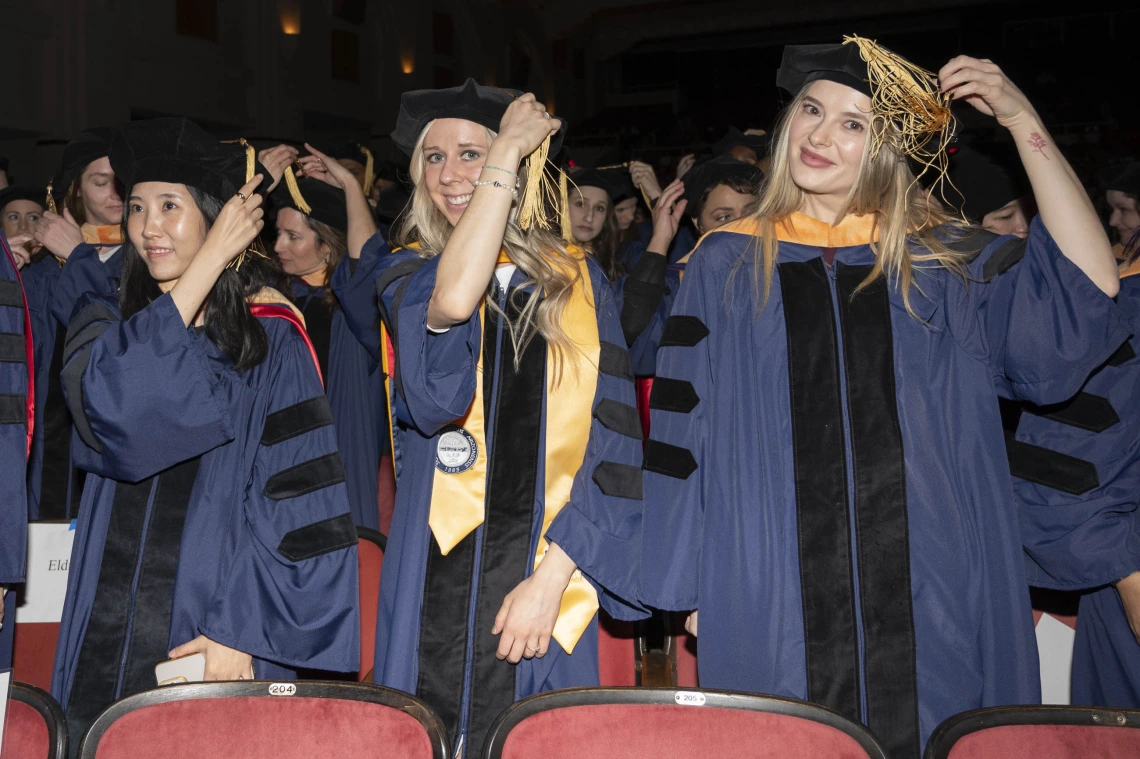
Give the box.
[273,176,348,234]
[392,78,570,235]
[375,181,411,225]
[47,126,116,212]
[942,144,1028,221]
[1104,160,1140,197]
[0,185,47,213]
[327,142,375,196]
[568,167,637,204]
[713,127,770,160]
[681,156,764,209]
[778,37,955,181]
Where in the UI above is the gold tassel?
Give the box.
[559,169,572,242]
[359,145,375,197]
[45,183,57,214]
[221,137,262,270]
[283,166,312,214]
[517,135,562,232]
[842,35,956,186]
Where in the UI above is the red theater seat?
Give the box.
[12,622,60,693]
[597,611,637,687]
[78,681,447,759]
[355,527,386,682]
[482,687,888,759]
[925,705,1140,759]
[2,681,68,759]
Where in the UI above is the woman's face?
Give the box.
[126,182,208,289]
[79,156,123,227]
[695,183,755,235]
[613,197,637,231]
[1107,190,1140,247]
[421,118,491,226]
[274,207,329,278]
[786,80,871,207]
[569,186,610,243]
[1,200,44,239]
[982,197,1031,239]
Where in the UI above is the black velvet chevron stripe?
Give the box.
[0,393,25,424]
[982,237,1028,280]
[1029,392,1120,433]
[643,439,697,479]
[1106,341,1136,367]
[0,279,24,308]
[277,513,358,561]
[263,453,346,500]
[649,377,700,413]
[261,396,335,446]
[592,461,643,500]
[593,399,643,440]
[0,333,24,362]
[61,340,102,452]
[1007,440,1100,495]
[63,302,117,360]
[659,315,710,348]
[598,342,634,380]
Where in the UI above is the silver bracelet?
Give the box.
[473,179,519,201]
[481,165,520,184]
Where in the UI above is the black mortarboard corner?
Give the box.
[713,127,770,160]
[392,78,570,235]
[942,144,1027,221]
[569,167,637,204]
[47,126,115,212]
[0,186,47,213]
[777,44,871,97]
[274,176,348,234]
[681,156,765,209]
[1104,160,1140,198]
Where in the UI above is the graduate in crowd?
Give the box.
[23,128,123,521]
[712,126,770,169]
[620,155,764,378]
[640,39,1124,757]
[566,167,630,281]
[0,232,33,670]
[623,160,695,268]
[363,78,645,757]
[0,186,46,242]
[944,143,1034,238]
[1105,160,1139,260]
[1008,166,1140,710]
[52,118,359,747]
[328,141,375,204]
[264,144,391,532]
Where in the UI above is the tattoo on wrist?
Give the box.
[1027,132,1050,160]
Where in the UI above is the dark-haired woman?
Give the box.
[642,42,1124,755]
[264,143,391,532]
[52,118,359,746]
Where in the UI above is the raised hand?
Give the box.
[7,233,34,269]
[200,175,265,267]
[496,93,561,161]
[33,208,85,260]
[629,160,663,203]
[257,144,300,193]
[938,56,1037,130]
[649,179,688,253]
[676,154,696,180]
[297,143,358,191]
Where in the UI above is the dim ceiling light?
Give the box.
[401,54,415,74]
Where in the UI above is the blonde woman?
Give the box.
[366,79,644,758]
[641,41,1125,756]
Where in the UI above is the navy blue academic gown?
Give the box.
[51,292,360,744]
[285,278,385,531]
[372,247,646,757]
[1011,271,1140,708]
[1,235,32,667]
[618,222,695,271]
[641,215,1128,758]
[21,243,120,520]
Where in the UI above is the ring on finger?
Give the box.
[237,192,247,200]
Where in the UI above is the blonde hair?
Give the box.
[395,123,584,375]
[745,85,977,317]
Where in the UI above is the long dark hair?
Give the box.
[589,209,626,282]
[120,185,281,372]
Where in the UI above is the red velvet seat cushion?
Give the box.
[597,612,636,687]
[947,724,1140,759]
[357,537,384,681]
[92,697,432,759]
[500,703,871,759]
[2,698,50,759]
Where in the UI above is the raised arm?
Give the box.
[940,56,1118,296]
[298,144,378,260]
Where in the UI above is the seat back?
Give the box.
[355,527,386,682]
[483,687,887,759]
[12,623,60,693]
[2,681,68,759]
[79,681,447,759]
[926,706,1140,759]
[596,611,636,687]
